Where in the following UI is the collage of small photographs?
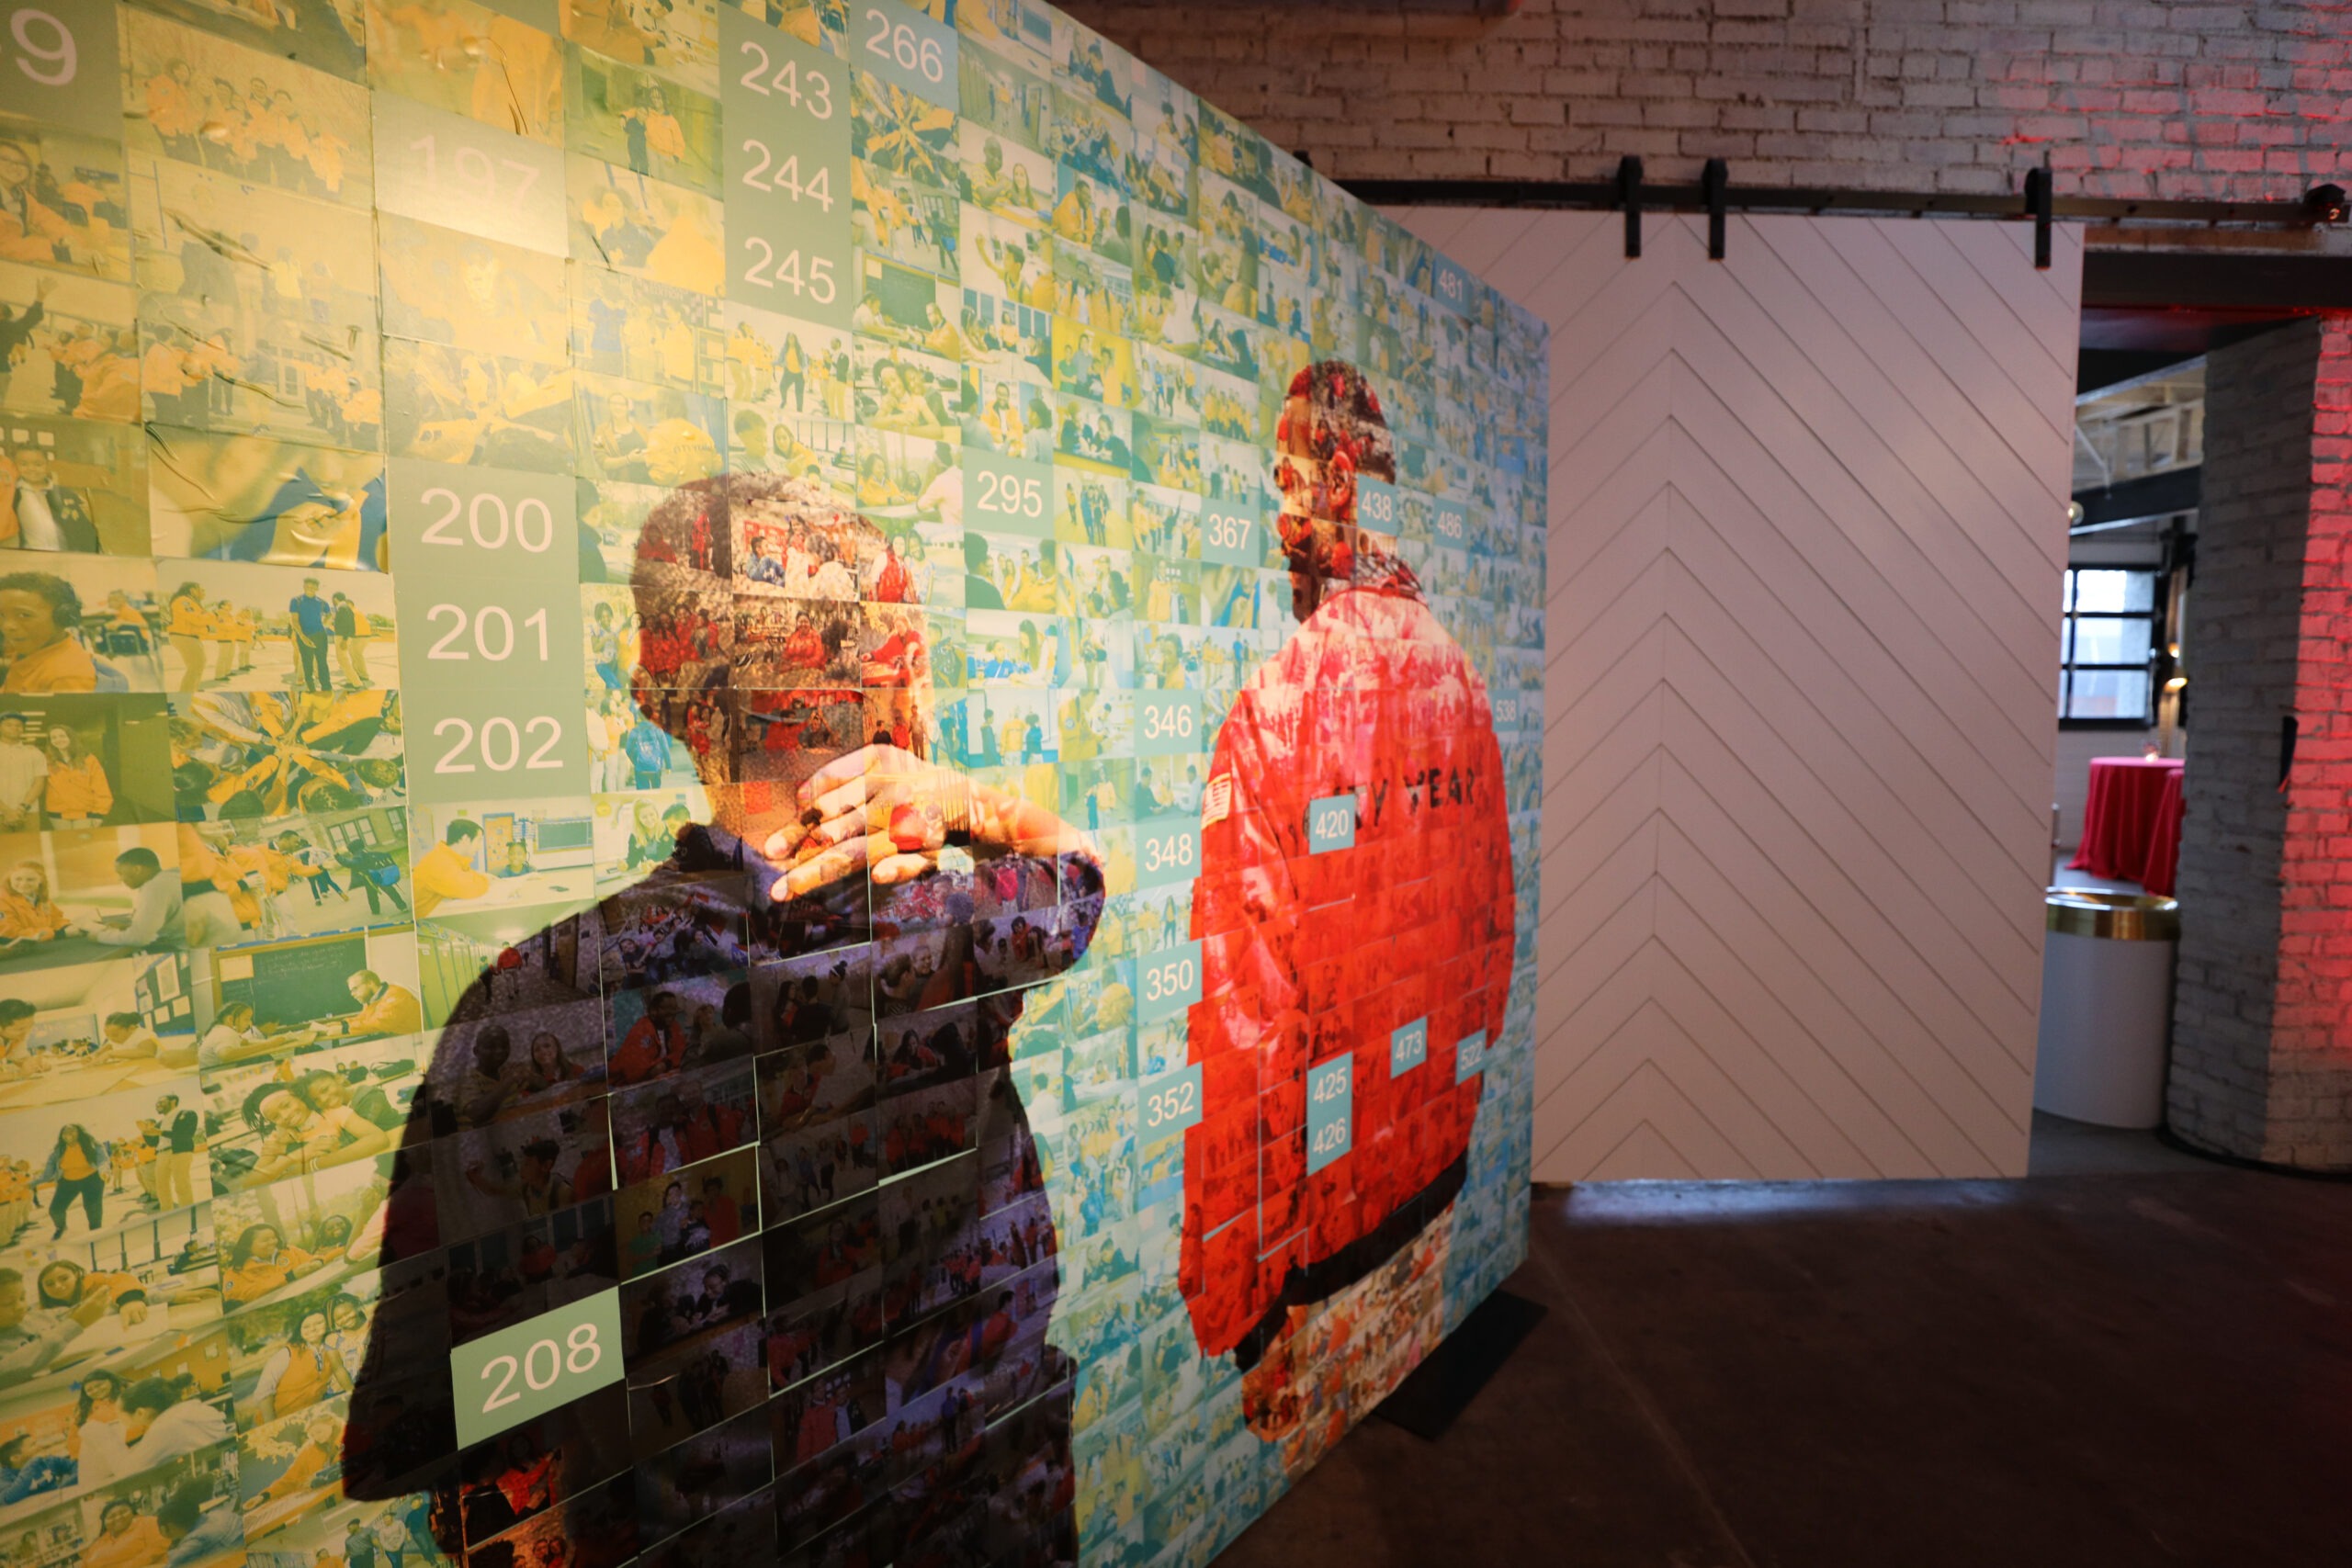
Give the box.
[0,4,1548,1568]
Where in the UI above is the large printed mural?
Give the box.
[0,3,1547,1566]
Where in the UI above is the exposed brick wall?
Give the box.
[1061,0,2352,198]
[2165,319,2352,1166]
[2166,321,2316,1160]
[2270,315,2352,1167]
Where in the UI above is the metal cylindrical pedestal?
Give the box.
[2033,890,2179,1130]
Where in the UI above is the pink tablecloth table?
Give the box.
[2068,756,2185,893]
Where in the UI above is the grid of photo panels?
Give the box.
[0,3,1547,1568]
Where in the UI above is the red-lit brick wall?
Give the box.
[2272,315,2352,1167]
[2130,317,2352,1168]
[1061,0,2352,198]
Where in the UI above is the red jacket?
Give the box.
[1182,583,1514,1360]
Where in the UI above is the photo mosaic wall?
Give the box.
[0,2,1547,1565]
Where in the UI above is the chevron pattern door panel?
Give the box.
[1389,209,2081,1180]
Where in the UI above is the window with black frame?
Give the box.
[2059,568,2161,726]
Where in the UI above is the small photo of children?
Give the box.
[6,1433,242,1568]
[565,53,720,194]
[159,562,396,699]
[169,690,405,828]
[405,797,600,916]
[619,1235,763,1364]
[611,1057,754,1185]
[236,1395,348,1522]
[210,1157,393,1314]
[850,73,956,190]
[578,475,672,580]
[959,122,1055,229]
[0,559,164,696]
[143,317,384,458]
[461,1472,636,1568]
[444,1195,618,1348]
[970,236,1057,349]
[0,697,172,832]
[431,1099,613,1247]
[415,999,609,1135]
[380,220,569,371]
[1048,246,1128,335]
[622,1314,763,1461]
[0,952,197,1093]
[852,257,967,360]
[962,362,1054,460]
[591,789,703,881]
[130,165,383,447]
[413,901,603,1028]
[1131,81,1196,218]
[853,162,958,283]
[446,1382,628,1548]
[0,124,130,286]
[0,1189,220,1372]
[178,805,412,947]
[566,156,724,300]
[574,374,726,489]
[616,573,731,694]
[831,434,941,527]
[850,341,961,444]
[0,417,150,558]
[588,694,706,797]
[0,1078,206,1250]
[959,22,1053,148]
[614,1145,758,1282]
[138,0,366,79]
[720,303,854,426]
[0,823,183,973]
[382,341,576,476]
[560,0,719,96]
[575,265,724,396]
[368,0,564,144]
[124,8,374,208]
[0,266,140,428]
[198,1034,420,1195]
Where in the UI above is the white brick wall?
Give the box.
[1063,0,2352,198]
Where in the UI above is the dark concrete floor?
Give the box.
[1214,1155,2352,1567]
[2024,1109,2216,1177]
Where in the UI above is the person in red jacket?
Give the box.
[607,989,688,1084]
[1182,360,1516,1445]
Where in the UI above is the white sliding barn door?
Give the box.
[1392,209,2082,1180]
